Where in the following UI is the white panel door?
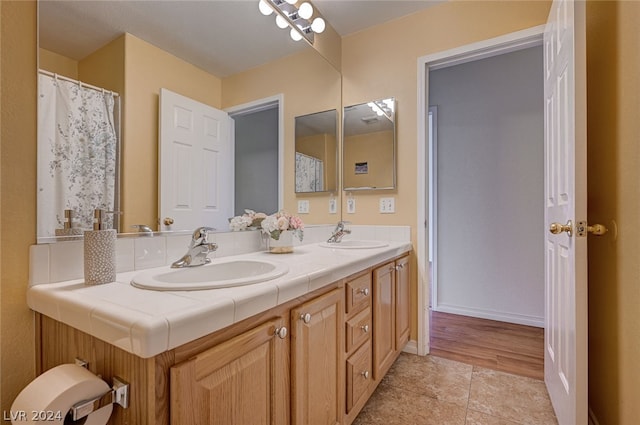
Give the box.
[159,88,233,232]
[543,0,587,424]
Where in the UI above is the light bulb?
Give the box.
[285,0,297,4]
[276,15,288,29]
[290,27,303,41]
[258,0,273,16]
[298,2,313,19]
[311,17,325,33]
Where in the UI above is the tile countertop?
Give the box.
[27,241,412,359]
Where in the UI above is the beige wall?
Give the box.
[78,35,125,95]
[0,0,37,409]
[39,48,78,78]
[223,47,342,224]
[123,34,222,230]
[586,1,640,423]
[343,130,394,189]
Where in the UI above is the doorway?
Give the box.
[416,26,546,356]
[429,45,544,326]
[227,95,284,216]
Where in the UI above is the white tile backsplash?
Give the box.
[115,238,135,273]
[134,237,166,269]
[29,245,50,286]
[49,240,84,283]
[29,225,411,286]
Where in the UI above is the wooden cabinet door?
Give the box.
[395,256,411,351]
[291,288,344,425]
[170,317,289,425]
[373,262,396,379]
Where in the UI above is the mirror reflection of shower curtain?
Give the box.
[38,73,118,238]
[295,152,324,192]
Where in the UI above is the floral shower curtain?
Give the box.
[38,73,118,238]
[295,152,324,192]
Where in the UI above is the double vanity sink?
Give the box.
[28,235,410,358]
[131,240,389,291]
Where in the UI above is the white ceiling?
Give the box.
[38,0,441,77]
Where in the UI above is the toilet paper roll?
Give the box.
[11,364,113,425]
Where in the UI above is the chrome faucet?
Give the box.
[131,224,154,235]
[171,227,218,268]
[327,221,351,243]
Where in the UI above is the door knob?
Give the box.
[163,217,174,226]
[576,221,608,237]
[549,220,573,237]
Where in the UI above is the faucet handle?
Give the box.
[192,226,216,243]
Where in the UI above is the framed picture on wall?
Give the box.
[355,162,368,174]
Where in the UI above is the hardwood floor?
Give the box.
[429,311,545,380]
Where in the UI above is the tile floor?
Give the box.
[353,353,558,425]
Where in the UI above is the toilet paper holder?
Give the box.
[68,375,129,421]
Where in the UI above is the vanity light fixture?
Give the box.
[258,0,326,44]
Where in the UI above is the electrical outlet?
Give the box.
[347,197,356,214]
[379,197,395,213]
[329,198,337,214]
[297,200,310,214]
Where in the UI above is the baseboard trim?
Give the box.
[402,340,418,355]
[588,407,600,425]
[433,304,544,328]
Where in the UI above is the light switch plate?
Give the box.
[379,197,395,213]
[297,200,310,214]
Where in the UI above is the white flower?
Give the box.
[229,215,252,231]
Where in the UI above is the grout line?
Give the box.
[464,365,475,424]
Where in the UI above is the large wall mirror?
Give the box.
[343,98,396,190]
[37,1,341,242]
[294,109,338,193]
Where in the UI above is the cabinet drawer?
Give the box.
[346,273,372,315]
[346,340,372,413]
[345,307,371,354]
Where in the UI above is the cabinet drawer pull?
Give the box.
[360,325,369,333]
[300,313,312,324]
[357,287,370,296]
[361,371,370,379]
[274,326,288,339]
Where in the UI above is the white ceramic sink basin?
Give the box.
[319,240,389,249]
[131,259,289,291]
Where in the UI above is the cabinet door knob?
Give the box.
[300,313,312,324]
[395,264,404,271]
[361,371,370,379]
[358,287,370,296]
[274,326,288,339]
[360,324,369,333]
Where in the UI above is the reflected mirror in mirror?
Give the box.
[343,98,396,190]
[295,109,338,193]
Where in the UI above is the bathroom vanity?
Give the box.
[29,238,411,425]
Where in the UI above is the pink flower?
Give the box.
[290,216,304,230]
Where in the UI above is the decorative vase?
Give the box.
[268,230,294,254]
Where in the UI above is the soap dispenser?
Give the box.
[84,209,116,285]
[55,209,84,237]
